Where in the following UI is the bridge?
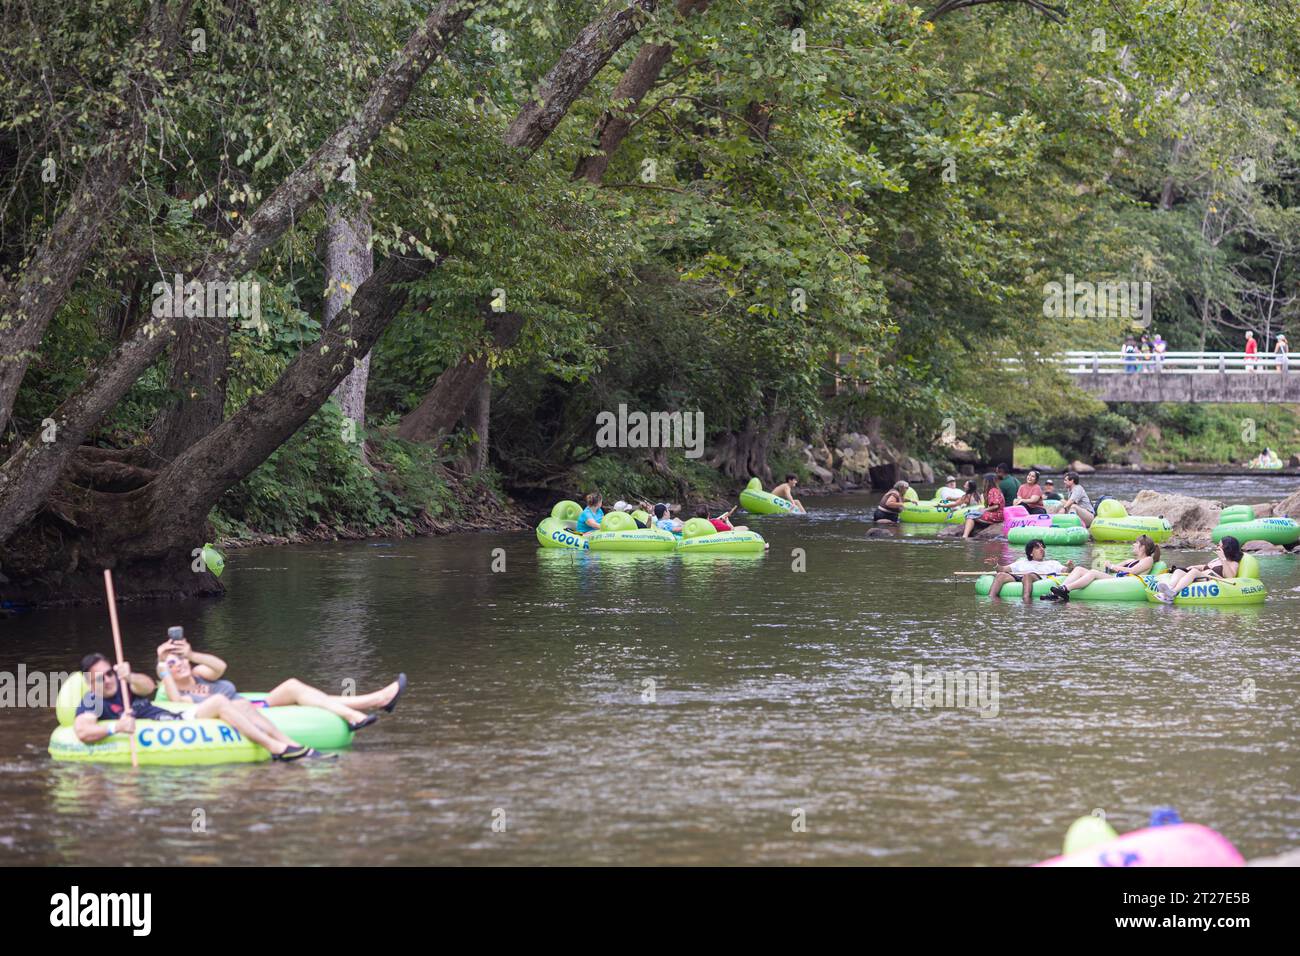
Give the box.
[1045,351,1299,403]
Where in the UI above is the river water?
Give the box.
[2,473,1297,865]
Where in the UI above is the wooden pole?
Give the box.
[102,569,138,769]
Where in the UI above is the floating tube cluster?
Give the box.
[974,562,1167,601]
[48,674,353,765]
[536,502,766,554]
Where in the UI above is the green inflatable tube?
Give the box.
[1090,516,1172,543]
[588,510,676,552]
[975,562,1167,601]
[1141,574,1266,606]
[1006,525,1090,546]
[1141,555,1266,605]
[674,517,766,553]
[1211,517,1299,546]
[53,674,354,761]
[738,477,799,515]
[900,503,979,525]
[50,720,271,765]
[537,515,588,550]
[1216,505,1257,525]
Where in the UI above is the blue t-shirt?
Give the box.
[576,507,604,532]
[655,518,676,532]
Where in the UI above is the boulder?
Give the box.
[837,432,870,453]
[1274,488,1300,519]
[811,440,834,470]
[1243,540,1288,554]
[943,438,979,465]
[838,445,873,480]
[900,456,927,483]
[1124,490,1222,536]
[1029,463,1058,474]
[808,463,834,484]
[1068,460,1095,474]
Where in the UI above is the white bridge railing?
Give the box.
[1018,351,1292,375]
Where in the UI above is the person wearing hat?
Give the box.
[1042,478,1062,502]
[937,476,963,504]
[1275,333,1289,373]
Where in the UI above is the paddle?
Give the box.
[102,569,138,769]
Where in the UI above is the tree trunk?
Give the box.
[0,4,191,430]
[464,377,491,473]
[147,313,231,461]
[573,0,709,185]
[397,310,524,443]
[0,253,432,605]
[0,0,477,546]
[504,1,659,153]
[323,204,375,454]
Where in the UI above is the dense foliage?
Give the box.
[3,0,1299,557]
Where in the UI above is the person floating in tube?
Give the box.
[985,539,1073,605]
[575,492,604,536]
[1041,535,1160,602]
[156,628,405,732]
[72,652,328,761]
[771,474,806,513]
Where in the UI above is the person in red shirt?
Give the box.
[961,473,1005,538]
[1245,331,1258,371]
[693,505,748,532]
[1013,470,1047,514]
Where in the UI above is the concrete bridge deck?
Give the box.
[1045,351,1298,403]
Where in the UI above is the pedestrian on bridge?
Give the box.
[1152,333,1166,371]
[1245,331,1258,372]
[1276,333,1289,373]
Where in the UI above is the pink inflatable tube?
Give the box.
[1004,510,1051,531]
[1036,823,1244,867]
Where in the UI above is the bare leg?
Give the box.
[261,678,402,722]
[962,518,976,539]
[192,696,296,755]
[988,572,1014,598]
[1063,568,1104,592]
[1020,572,1039,604]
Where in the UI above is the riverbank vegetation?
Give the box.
[2,1,1299,604]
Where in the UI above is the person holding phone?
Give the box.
[156,628,405,732]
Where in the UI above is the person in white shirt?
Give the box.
[1276,333,1289,373]
[986,539,1074,604]
[938,476,964,503]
